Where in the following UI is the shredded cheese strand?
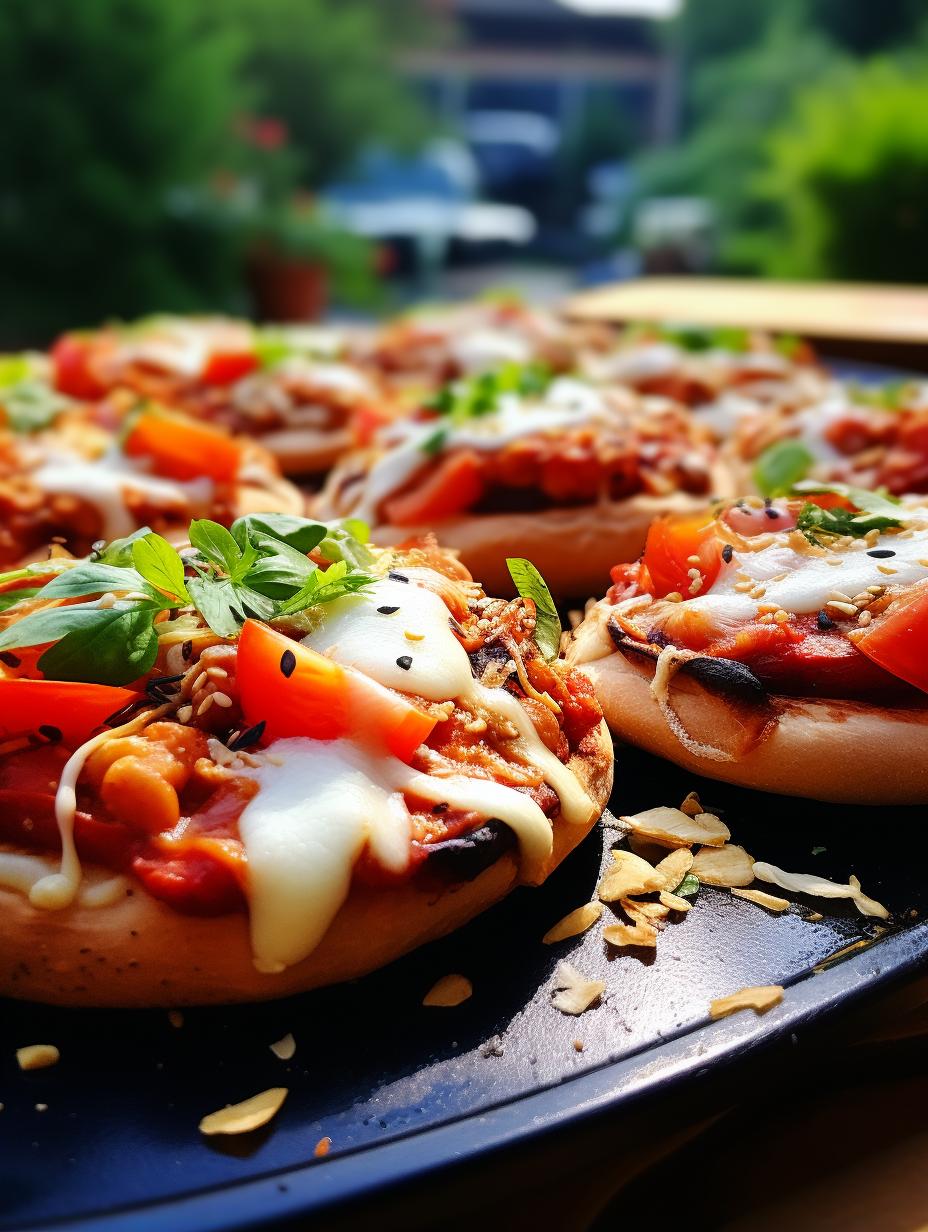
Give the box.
[649,644,735,763]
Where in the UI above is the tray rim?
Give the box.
[17,919,927,1232]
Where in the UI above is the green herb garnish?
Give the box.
[793,481,904,543]
[424,362,553,433]
[753,439,814,497]
[0,515,375,685]
[672,873,700,898]
[1,379,73,433]
[506,557,562,662]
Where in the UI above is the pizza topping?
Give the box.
[16,1044,60,1071]
[550,961,605,1015]
[709,985,783,1020]
[198,1087,287,1137]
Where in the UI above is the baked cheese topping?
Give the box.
[690,513,928,622]
[350,378,610,523]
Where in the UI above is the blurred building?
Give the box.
[405,0,680,150]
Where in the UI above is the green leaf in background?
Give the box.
[132,533,190,602]
[753,438,814,496]
[37,606,161,686]
[773,334,803,360]
[2,380,73,433]
[794,480,904,542]
[673,873,700,898]
[506,557,562,662]
[0,355,32,388]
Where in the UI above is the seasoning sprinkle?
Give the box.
[0,651,21,668]
[817,609,836,631]
[229,721,266,752]
[721,544,734,563]
[279,649,297,678]
[377,605,399,615]
[396,655,413,671]
[867,549,896,559]
[388,571,409,584]
[181,640,193,662]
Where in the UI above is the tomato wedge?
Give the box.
[50,332,109,401]
[854,582,928,695]
[200,351,259,387]
[123,408,244,483]
[383,449,484,526]
[640,511,724,599]
[0,679,141,746]
[236,620,436,761]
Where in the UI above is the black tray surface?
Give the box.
[1,742,924,1232]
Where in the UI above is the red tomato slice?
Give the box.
[123,408,244,483]
[383,450,484,526]
[200,351,259,387]
[641,511,724,599]
[50,333,109,400]
[854,582,928,694]
[236,620,436,761]
[0,679,141,746]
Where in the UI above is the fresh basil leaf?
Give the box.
[242,532,317,595]
[40,562,159,602]
[506,557,562,662]
[188,520,242,577]
[0,587,38,612]
[794,480,904,542]
[132,533,189,602]
[186,578,245,638]
[277,560,372,615]
[231,512,328,556]
[673,873,700,898]
[317,526,375,570]
[96,527,156,567]
[753,439,814,497]
[37,606,160,686]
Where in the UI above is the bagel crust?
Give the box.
[0,723,612,1007]
[571,601,928,805]
[363,489,730,600]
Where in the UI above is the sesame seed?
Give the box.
[827,591,853,604]
[279,649,297,678]
[876,565,898,576]
[758,613,774,624]
[389,571,409,584]
[664,591,683,603]
[773,609,790,623]
[686,555,701,565]
[229,721,265,751]
[212,691,233,708]
[688,578,703,595]
[734,581,754,593]
[857,610,872,627]
[396,655,413,670]
[206,667,228,679]
[377,605,399,615]
[687,567,701,579]
[405,631,424,641]
[826,601,858,617]
[866,549,895,559]
[867,585,885,595]
[196,695,215,717]
[176,704,193,723]
[825,558,843,566]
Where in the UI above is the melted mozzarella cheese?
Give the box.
[693,519,928,621]
[351,378,609,523]
[450,328,533,374]
[276,358,373,396]
[593,343,680,383]
[238,736,556,973]
[31,449,213,541]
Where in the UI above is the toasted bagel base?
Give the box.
[0,723,612,1007]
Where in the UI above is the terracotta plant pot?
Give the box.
[247,252,328,322]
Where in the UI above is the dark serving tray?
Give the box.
[2,356,926,1232]
[1,740,925,1232]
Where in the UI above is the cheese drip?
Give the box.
[238,736,556,973]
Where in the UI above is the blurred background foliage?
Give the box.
[0,0,926,342]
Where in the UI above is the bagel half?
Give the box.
[0,722,612,1008]
[571,600,928,805]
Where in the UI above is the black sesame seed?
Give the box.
[229,721,266,752]
[38,725,62,743]
[389,571,410,584]
[817,609,836,631]
[432,802,449,814]
[0,651,21,668]
[721,544,734,563]
[181,640,193,662]
[280,649,297,678]
[377,605,400,615]
[866,549,896,558]
[396,655,413,671]
[764,506,780,519]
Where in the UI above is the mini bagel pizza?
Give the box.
[357,298,602,387]
[0,399,304,566]
[570,485,928,804]
[581,323,826,416]
[50,317,390,478]
[0,516,611,1006]
[315,364,732,598]
[729,379,928,498]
